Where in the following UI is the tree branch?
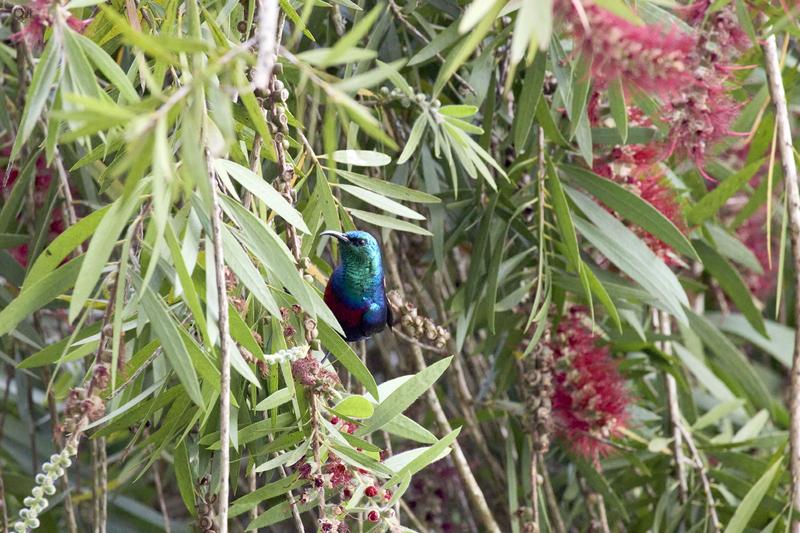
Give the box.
[208,167,233,532]
[761,31,800,533]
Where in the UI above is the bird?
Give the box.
[320,230,393,342]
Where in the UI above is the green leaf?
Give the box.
[174,442,196,518]
[687,160,764,226]
[255,388,293,411]
[139,281,205,408]
[687,309,776,417]
[317,321,378,398]
[567,187,689,323]
[397,114,427,165]
[326,4,384,62]
[708,312,793,369]
[357,356,453,436]
[73,32,139,103]
[608,77,628,143]
[338,184,424,220]
[408,20,460,66]
[349,209,432,236]
[438,105,479,118]
[327,149,391,167]
[434,0,504,95]
[705,224,763,273]
[69,183,143,321]
[230,474,302,517]
[11,38,62,160]
[334,169,440,203]
[333,396,375,419]
[386,427,461,485]
[724,453,783,533]
[694,239,767,337]
[513,51,546,151]
[26,206,110,287]
[0,256,83,337]
[564,165,698,260]
[222,197,336,325]
[215,159,309,233]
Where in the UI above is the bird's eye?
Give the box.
[355,238,365,246]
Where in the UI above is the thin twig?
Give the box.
[154,459,172,533]
[761,30,800,533]
[309,394,326,513]
[530,452,540,530]
[208,166,233,532]
[391,329,448,354]
[677,422,721,532]
[541,464,567,533]
[653,309,688,504]
[0,463,8,533]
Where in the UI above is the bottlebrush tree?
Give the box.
[0,0,799,531]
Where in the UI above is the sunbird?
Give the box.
[320,230,393,342]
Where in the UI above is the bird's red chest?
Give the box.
[324,282,365,327]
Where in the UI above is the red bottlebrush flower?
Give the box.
[549,307,629,461]
[2,167,19,194]
[11,0,91,47]
[560,1,696,95]
[365,485,378,498]
[11,244,29,267]
[737,209,777,300]
[594,139,687,265]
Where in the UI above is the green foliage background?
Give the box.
[0,0,798,531]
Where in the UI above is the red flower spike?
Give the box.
[549,307,630,461]
[559,1,696,95]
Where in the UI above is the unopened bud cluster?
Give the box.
[14,444,78,531]
[522,334,554,453]
[262,345,309,365]
[386,290,450,348]
[379,85,441,113]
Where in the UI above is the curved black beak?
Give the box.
[320,230,349,243]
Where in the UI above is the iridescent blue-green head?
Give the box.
[320,230,382,280]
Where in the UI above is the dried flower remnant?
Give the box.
[665,1,749,170]
[549,307,629,460]
[291,353,340,392]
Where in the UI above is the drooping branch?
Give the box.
[761,31,800,533]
